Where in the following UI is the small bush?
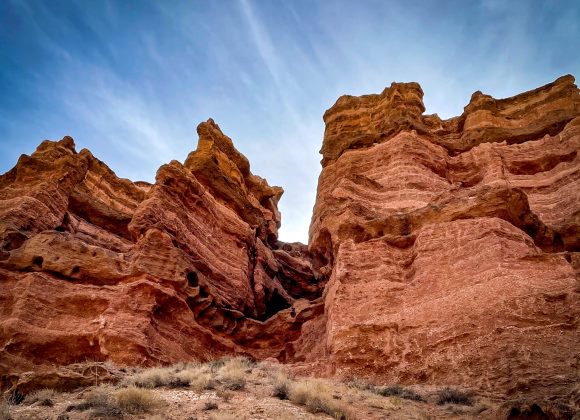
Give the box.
[66,384,118,414]
[374,385,424,402]
[272,373,292,400]
[124,367,186,389]
[26,389,57,406]
[289,380,354,420]
[208,359,226,372]
[204,401,219,411]
[216,388,233,402]
[436,387,473,406]
[218,358,249,390]
[345,378,373,391]
[273,382,290,400]
[70,384,161,416]
[85,385,115,408]
[175,367,214,391]
[116,386,162,414]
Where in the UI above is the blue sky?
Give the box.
[1,0,579,242]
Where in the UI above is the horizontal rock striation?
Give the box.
[307,75,580,398]
[0,75,578,404]
[0,120,324,391]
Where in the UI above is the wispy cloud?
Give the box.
[1,0,579,242]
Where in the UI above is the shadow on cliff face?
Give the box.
[0,76,579,409]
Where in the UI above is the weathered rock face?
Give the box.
[0,76,578,403]
[307,75,580,398]
[0,120,324,391]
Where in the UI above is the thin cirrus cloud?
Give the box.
[0,0,579,243]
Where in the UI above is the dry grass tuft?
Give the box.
[217,357,251,390]
[374,385,424,402]
[175,366,214,391]
[85,384,116,408]
[123,366,188,388]
[66,384,120,415]
[26,388,58,406]
[272,373,292,400]
[345,378,374,391]
[289,379,355,420]
[216,388,234,402]
[67,384,162,416]
[122,363,219,392]
[204,401,219,411]
[116,386,163,414]
[436,387,473,406]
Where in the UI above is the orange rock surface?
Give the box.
[306,75,580,399]
[0,76,578,404]
[0,120,324,391]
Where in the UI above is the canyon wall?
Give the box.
[306,75,580,398]
[0,76,578,401]
[0,119,324,392]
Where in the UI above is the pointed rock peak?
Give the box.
[553,74,575,86]
[60,136,76,150]
[184,119,283,239]
[192,118,251,177]
[33,136,77,158]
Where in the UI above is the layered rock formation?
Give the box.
[0,75,578,405]
[306,75,580,399]
[0,120,324,392]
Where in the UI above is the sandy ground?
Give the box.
[4,363,502,420]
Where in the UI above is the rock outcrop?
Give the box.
[0,120,324,391]
[0,76,578,405]
[306,75,580,400]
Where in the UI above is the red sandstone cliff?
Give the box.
[0,119,324,392]
[0,76,578,404]
[305,75,580,400]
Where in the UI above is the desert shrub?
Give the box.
[123,366,188,389]
[208,359,226,372]
[216,388,233,402]
[26,388,58,406]
[289,380,354,420]
[217,358,250,390]
[204,401,219,411]
[69,384,161,416]
[436,387,473,406]
[344,378,373,391]
[272,373,291,400]
[374,385,424,402]
[65,384,116,414]
[174,366,214,391]
[289,380,328,405]
[273,382,290,400]
[116,386,162,414]
[85,385,116,408]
